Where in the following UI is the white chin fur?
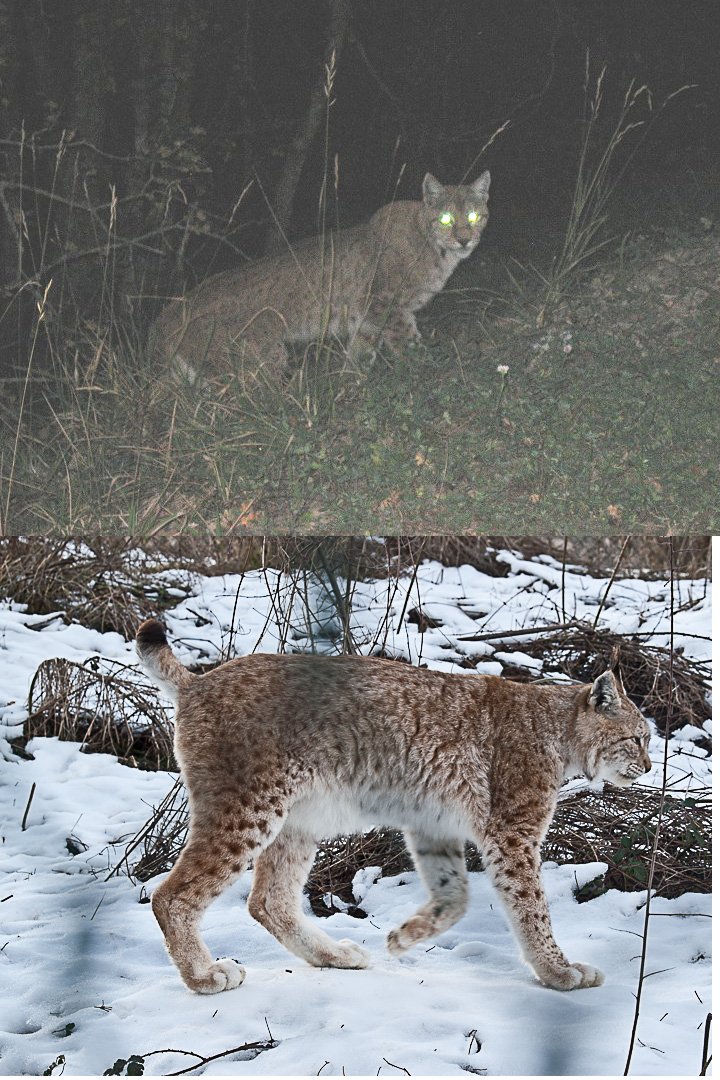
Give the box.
[610,774,636,788]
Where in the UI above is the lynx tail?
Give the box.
[136,618,194,699]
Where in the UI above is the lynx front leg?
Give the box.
[248,825,370,970]
[372,297,422,356]
[348,300,422,365]
[387,834,469,955]
[482,828,604,991]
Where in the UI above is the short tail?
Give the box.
[136,618,194,700]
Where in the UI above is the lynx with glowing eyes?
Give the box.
[150,171,491,383]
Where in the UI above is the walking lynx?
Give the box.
[150,172,490,382]
[136,619,651,996]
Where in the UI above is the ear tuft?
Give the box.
[422,173,446,205]
[589,670,621,715]
[472,170,491,199]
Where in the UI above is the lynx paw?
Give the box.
[571,962,605,988]
[329,939,371,969]
[539,961,604,991]
[386,928,408,956]
[386,913,437,956]
[193,958,246,994]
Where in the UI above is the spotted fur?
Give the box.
[149,173,490,383]
[136,619,651,995]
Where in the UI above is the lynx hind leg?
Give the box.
[387,835,469,956]
[248,825,370,970]
[482,829,604,991]
[152,795,286,994]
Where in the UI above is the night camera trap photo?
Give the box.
[0,1,718,533]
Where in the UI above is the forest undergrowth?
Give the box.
[1,64,718,534]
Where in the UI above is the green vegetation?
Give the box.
[2,219,717,533]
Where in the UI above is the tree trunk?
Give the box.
[264,0,352,252]
[0,0,21,295]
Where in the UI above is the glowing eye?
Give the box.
[439,212,454,226]
[467,210,479,223]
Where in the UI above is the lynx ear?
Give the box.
[589,670,621,715]
[471,170,491,199]
[422,173,446,205]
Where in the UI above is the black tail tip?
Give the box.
[136,618,168,647]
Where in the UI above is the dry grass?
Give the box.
[536,63,691,326]
[24,656,175,770]
[113,776,188,881]
[398,536,710,579]
[546,783,710,900]
[4,537,706,623]
[515,627,711,734]
[0,536,192,638]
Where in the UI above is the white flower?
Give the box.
[496,364,509,375]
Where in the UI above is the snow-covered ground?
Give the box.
[0,550,711,1076]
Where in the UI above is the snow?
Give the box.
[0,551,711,1076]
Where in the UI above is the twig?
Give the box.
[223,573,247,663]
[592,536,630,632]
[623,540,674,1075]
[166,1032,278,1075]
[700,1013,712,1075]
[393,538,426,634]
[456,619,582,643]
[317,546,357,654]
[21,782,36,830]
[381,1059,411,1076]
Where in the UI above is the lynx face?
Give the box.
[422,171,490,256]
[582,672,652,787]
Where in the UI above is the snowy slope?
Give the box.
[0,552,711,1076]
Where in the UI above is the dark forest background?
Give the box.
[0,0,718,371]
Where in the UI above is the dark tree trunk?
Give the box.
[0,0,21,293]
[264,0,353,251]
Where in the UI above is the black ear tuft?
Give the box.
[589,670,621,715]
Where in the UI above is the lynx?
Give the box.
[150,172,490,382]
[136,618,651,996]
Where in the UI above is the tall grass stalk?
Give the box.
[2,279,52,532]
[537,57,691,326]
[622,539,674,1075]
